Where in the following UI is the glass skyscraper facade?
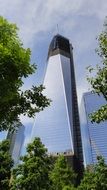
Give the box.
[80,92,107,166]
[31,34,83,173]
[7,124,25,165]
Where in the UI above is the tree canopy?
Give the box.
[0,140,13,190]
[0,16,50,131]
[87,17,107,123]
[10,140,77,190]
[78,156,107,190]
[50,155,76,190]
[1,139,107,190]
[11,137,53,190]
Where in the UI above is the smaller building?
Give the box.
[7,124,25,166]
[80,92,107,167]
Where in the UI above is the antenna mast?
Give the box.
[56,24,59,34]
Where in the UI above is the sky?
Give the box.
[0,0,107,149]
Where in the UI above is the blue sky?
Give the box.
[0,0,107,148]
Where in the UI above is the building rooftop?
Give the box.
[48,34,72,59]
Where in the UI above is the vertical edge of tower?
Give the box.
[69,44,84,182]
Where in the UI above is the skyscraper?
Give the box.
[31,34,83,173]
[80,92,107,166]
[7,124,25,165]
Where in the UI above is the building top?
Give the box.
[48,34,73,59]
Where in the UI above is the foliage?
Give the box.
[63,185,77,190]
[0,16,50,131]
[11,137,54,190]
[87,17,107,123]
[50,155,77,190]
[78,169,95,190]
[0,140,13,190]
[1,140,107,190]
[78,156,107,190]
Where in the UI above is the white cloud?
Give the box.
[20,114,34,125]
[1,0,106,103]
[0,0,107,48]
[78,0,107,20]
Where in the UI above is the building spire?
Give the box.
[56,24,59,34]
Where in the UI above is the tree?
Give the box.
[11,137,54,190]
[62,185,77,190]
[87,17,107,123]
[0,16,50,131]
[78,169,95,190]
[50,155,77,190]
[0,140,13,190]
[78,156,107,190]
